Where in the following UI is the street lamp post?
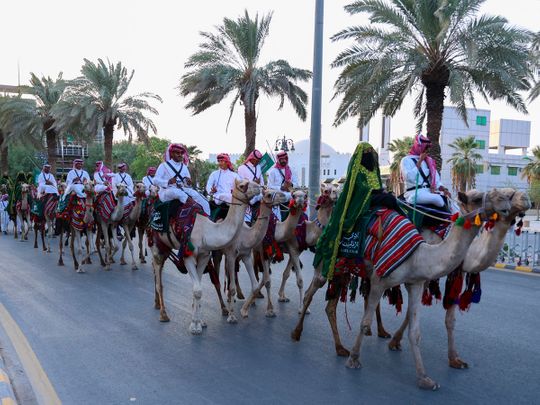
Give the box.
[274,135,295,152]
[308,0,324,219]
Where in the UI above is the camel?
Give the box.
[387,189,531,369]
[95,184,128,270]
[33,183,65,253]
[212,188,287,323]
[241,189,308,316]
[118,182,146,270]
[69,182,96,273]
[136,185,159,264]
[151,179,261,334]
[16,184,31,241]
[277,183,339,313]
[291,188,512,390]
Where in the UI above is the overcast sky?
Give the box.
[1,0,539,157]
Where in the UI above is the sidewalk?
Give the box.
[493,262,540,274]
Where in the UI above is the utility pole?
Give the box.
[308,0,324,219]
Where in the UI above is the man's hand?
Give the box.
[45,180,52,185]
[417,152,428,168]
[439,186,451,197]
[168,177,177,185]
[184,178,192,187]
[210,185,217,194]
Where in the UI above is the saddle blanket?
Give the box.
[70,197,92,231]
[294,213,309,252]
[363,208,424,278]
[96,191,116,221]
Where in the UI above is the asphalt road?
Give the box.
[0,234,539,404]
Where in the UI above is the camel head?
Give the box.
[148,185,159,198]
[232,179,261,202]
[116,183,128,198]
[83,181,95,197]
[20,183,31,195]
[317,183,338,209]
[290,189,308,212]
[57,182,67,195]
[261,189,288,207]
[457,188,512,219]
[134,182,146,199]
[495,189,531,221]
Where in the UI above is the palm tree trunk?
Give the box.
[425,82,446,172]
[104,122,115,168]
[0,130,8,177]
[243,108,257,158]
[45,129,57,174]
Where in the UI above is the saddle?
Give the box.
[397,194,451,228]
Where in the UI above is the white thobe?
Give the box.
[0,200,9,232]
[266,166,297,220]
[154,160,210,215]
[65,169,90,198]
[37,172,58,197]
[142,175,156,196]
[401,155,445,207]
[112,172,135,206]
[206,169,240,205]
[93,171,111,193]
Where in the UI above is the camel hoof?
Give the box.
[449,358,469,369]
[336,345,350,357]
[201,320,207,328]
[132,265,138,271]
[388,340,402,351]
[159,314,170,322]
[34,245,38,249]
[256,292,265,299]
[291,328,302,341]
[221,308,229,317]
[265,310,276,318]
[236,292,245,300]
[154,303,160,310]
[120,259,127,265]
[278,296,290,303]
[378,330,392,339]
[364,327,373,336]
[57,260,64,266]
[76,268,85,274]
[227,314,238,324]
[345,355,361,369]
[189,321,203,335]
[300,307,310,315]
[417,377,440,391]
[240,308,249,318]
[140,259,146,264]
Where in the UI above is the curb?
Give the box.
[493,263,540,274]
[0,365,17,405]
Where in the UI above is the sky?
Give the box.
[1,0,539,158]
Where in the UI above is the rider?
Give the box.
[238,149,264,223]
[112,162,134,206]
[65,159,91,198]
[94,161,113,194]
[154,143,210,215]
[206,153,240,221]
[142,167,157,196]
[267,150,297,220]
[400,134,451,209]
[0,194,9,234]
[37,163,59,199]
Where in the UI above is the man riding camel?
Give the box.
[65,159,91,198]
[206,153,240,221]
[112,163,134,207]
[238,149,264,223]
[142,167,157,196]
[37,163,59,198]
[94,161,113,194]
[154,143,210,215]
[267,150,297,220]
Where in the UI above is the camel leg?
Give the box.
[324,297,349,356]
[138,227,146,263]
[40,222,46,251]
[95,226,107,267]
[291,266,326,341]
[446,304,468,369]
[120,233,128,265]
[289,250,306,314]
[405,282,440,390]
[278,257,293,303]
[70,230,82,272]
[261,258,275,317]
[13,217,18,239]
[211,251,228,316]
[239,254,259,318]
[46,219,52,253]
[101,223,112,270]
[234,260,245,300]
[346,282,385,369]
[151,249,169,322]
[224,253,238,323]
[376,303,391,338]
[184,256,204,334]
[122,224,137,270]
[389,312,409,351]
[33,222,39,248]
[58,226,64,266]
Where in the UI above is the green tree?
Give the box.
[528,178,540,220]
[522,146,540,182]
[447,135,482,192]
[0,74,66,173]
[130,137,170,180]
[179,10,312,157]
[529,32,540,101]
[387,136,413,194]
[52,58,162,168]
[7,142,41,178]
[332,0,532,170]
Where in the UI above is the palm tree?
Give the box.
[0,74,66,173]
[529,32,540,101]
[52,58,162,168]
[447,135,482,192]
[332,0,532,170]
[522,146,540,182]
[179,10,312,158]
[387,136,413,194]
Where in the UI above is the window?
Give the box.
[334,169,337,175]
[475,164,484,174]
[490,165,501,175]
[476,139,486,149]
[476,115,487,126]
[508,167,518,176]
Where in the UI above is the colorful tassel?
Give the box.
[422,288,433,306]
[474,214,482,226]
[492,213,498,221]
[450,212,460,222]
[455,216,465,227]
[463,218,472,229]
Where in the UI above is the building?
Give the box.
[439,107,530,192]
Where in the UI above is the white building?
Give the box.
[439,107,530,192]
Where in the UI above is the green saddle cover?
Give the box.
[150,200,174,233]
[57,196,69,213]
[337,210,373,258]
[31,199,44,217]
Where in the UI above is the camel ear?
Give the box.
[458,192,468,205]
[320,183,326,193]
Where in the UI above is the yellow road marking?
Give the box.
[2,398,16,405]
[0,303,61,405]
[0,372,7,383]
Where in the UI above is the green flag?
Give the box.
[259,153,274,174]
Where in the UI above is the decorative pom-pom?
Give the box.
[450,212,459,222]
[492,213,498,221]
[463,218,472,229]
[474,214,482,226]
[455,216,465,227]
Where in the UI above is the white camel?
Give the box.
[16,183,31,241]
[69,182,96,273]
[291,188,512,389]
[118,182,146,270]
[151,179,261,334]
